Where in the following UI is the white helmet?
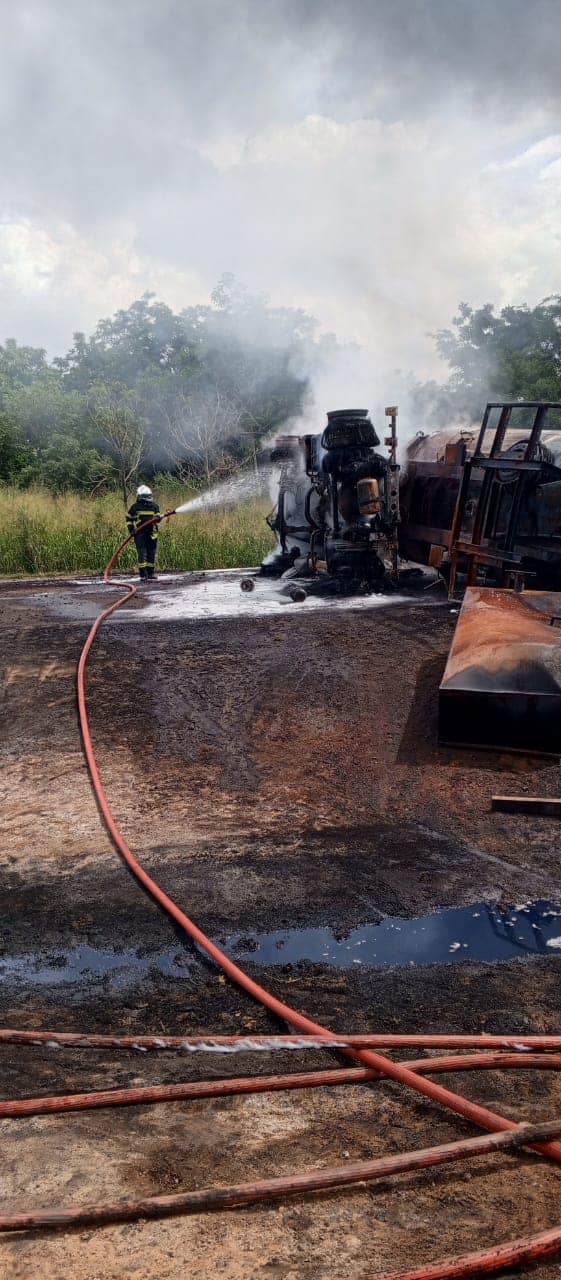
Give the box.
[136,484,152,497]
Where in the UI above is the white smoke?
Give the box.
[277,336,427,460]
[1,1,560,368]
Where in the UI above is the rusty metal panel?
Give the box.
[439,587,561,754]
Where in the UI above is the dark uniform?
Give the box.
[126,495,160,578]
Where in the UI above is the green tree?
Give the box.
[0,373,113,491]
[501,349,561,402]
[56,294,200,390]
[432,296,561,417]
[0,416,30,482]
[88,382,146,506]
[39,434,115,492]
[0,339,50,389]
[0,279,314,491]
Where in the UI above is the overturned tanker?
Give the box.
[261,400,561,755]
[261,408,401,589]
[263,401,561,595]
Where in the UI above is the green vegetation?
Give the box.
[0,275,310,575]
[0,275,317,494]
[2,280,561,577]
[0,486,274,578]
[414,296,561,424]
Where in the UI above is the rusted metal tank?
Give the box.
[400,403,561,592]
[439,587,561,754]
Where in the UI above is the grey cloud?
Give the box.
[0,0,560,369]
[2,0,558,223]
[288,0,561,117]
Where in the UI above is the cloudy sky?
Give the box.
[1,0,560,376]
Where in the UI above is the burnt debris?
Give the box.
[262,407,400,590]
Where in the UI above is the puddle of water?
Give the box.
[225,899,561,968]
[3,900,561,991]
[0,944,195,990]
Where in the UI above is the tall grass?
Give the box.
[0,486,275,577]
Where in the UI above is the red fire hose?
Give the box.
[2,1053,561,1120]
[3,515,561,1278]
[5,1028,561,1052]
[374,1224,561,1280]
[73,526,561,1157]
[0,1119,560,1236]
[5,1029,561,1049]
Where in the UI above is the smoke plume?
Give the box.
[1,1,560,406]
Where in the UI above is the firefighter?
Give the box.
[126,484,161,579]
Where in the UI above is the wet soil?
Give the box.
[4,898,561,989]
[1,572,561,1279]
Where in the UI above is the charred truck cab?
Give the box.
[262,408,401,589]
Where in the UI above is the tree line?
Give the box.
[0,275,314,502]
[412,296,561,425]
[1,277,560,500]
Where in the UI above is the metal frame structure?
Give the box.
[447,401,561,596]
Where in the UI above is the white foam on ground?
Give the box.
[69,573,182,587]
[121,573,411,622]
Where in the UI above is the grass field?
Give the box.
[0,485,275,577]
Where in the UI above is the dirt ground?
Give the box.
[1,571,561,1280]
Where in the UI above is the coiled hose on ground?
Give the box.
[2,514,561,1279]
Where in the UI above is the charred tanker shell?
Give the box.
[262,408,400,587]
[399,402,561,593]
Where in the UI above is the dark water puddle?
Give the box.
[0,944,194,990]
[226,899,561,969]
[2,901,561,991]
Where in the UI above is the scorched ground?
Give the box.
[1,571,561,1279]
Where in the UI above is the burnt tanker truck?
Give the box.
[260,401,561,758]
[262,407,401,589]
[262,402,561,596]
